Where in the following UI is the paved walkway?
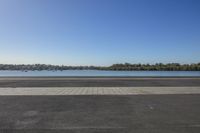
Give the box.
[0,87,200,95]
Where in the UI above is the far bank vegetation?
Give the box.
[0,63,200,71]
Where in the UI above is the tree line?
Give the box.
[0,63,200,71]
[109,63,200,71]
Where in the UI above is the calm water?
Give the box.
[0,70,200,77]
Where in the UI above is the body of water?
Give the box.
[0,70,200,77]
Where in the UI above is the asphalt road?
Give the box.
[0,77,200,87]
[1,95,200,133]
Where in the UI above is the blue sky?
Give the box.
[0,0,200,66]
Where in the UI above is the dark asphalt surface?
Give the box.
[1,95,200,133]
[1,78,200,132]
[0,77,200,87]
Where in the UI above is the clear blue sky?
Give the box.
[0,0,200,66]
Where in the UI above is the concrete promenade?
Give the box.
[1,77,200,133]
[0,87,200,95]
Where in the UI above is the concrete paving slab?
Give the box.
[0,87,200,95]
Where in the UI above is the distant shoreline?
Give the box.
[0,63,200,71]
